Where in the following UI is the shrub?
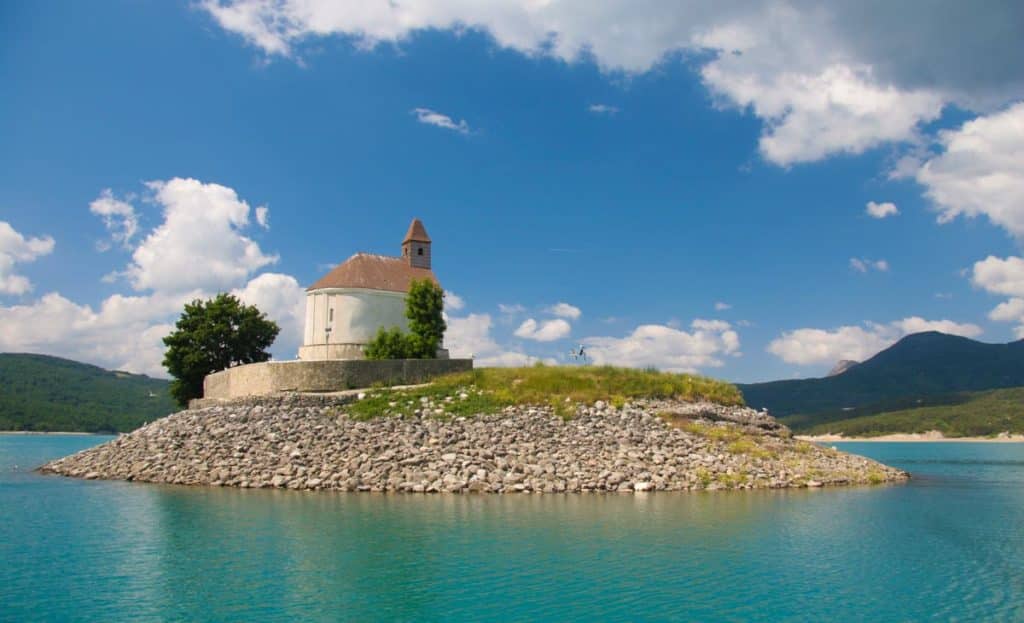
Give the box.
[363,327,416,359]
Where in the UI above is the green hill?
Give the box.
[738,332,1024,433]
[0,353,176,432]
[802,387,1024,437]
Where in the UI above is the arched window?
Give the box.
[417,247,424,256]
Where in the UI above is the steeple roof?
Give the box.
[402,218,431,244]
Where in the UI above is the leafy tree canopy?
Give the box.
[162,293,279,406]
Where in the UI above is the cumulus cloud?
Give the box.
[583,319,740,373]
[850,257,889,273]
[0,180,302,377]
[865,201,899,219]
[446,312,546,365]
[514,317,572,342]
[201,2,1024,165]
[768,316,983,365]
[917,102,1024,239]
[546,302,581,319]
[125,178,278,293]
[89,189,139,249]
[971,255,1024,298]
[588,103,619,115]
[231,272,306,359]
[0,290,196,376]
[411,107,470,134]
[444,290,465,311]
[0,221,55,295]
[714,301,732,311]
[972,255,1024,337]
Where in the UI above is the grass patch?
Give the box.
[672,419,744,442]
[867,470,886,485]
[346,365,742,420]
[725,438,772,459]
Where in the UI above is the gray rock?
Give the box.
[36,392,907,494]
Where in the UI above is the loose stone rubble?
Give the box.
[40,394,907,492]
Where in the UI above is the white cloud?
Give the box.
[971,255,1024,298]
[200,2,1024,166]
[583,319,740,373]
[0,290,195,376]
[917,103,1024,239]
[446,313,498,358]
[850,257,889,273]
[0,221,55,295]
[546,302,581,319]
[514,317,572,342]
[972,255,1024,338]
[988,298,1024,322]
[865,201,899,219]
[125,178,278,293]
[444,290,465,311]
[0,180,302,377]
[714,301,732,311]
[231,272,305,359]
[768,316,983,365]
[89,189,139,249]
[411,107,470,134]
[588,103,619,115]
[255,205,270,229]
[446,312,545,365]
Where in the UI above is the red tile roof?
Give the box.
[403,218,431,243]
[307,253,438,292]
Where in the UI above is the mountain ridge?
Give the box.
[738,332,1024,431]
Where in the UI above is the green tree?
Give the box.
[162,293,280,406]
[405,279,447,357]
[364,279,447,360]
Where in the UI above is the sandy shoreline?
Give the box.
[799,433,1024,443]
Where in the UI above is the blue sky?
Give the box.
[2,1,1023,382]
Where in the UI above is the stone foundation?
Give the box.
[200,358,472,402]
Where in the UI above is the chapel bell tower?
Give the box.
[402,218,432,270]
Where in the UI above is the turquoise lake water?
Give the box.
[2,436,1023,622]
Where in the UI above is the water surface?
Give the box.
[2,436,1022,621]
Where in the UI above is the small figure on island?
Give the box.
[298,218,448,361]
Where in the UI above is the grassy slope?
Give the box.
[0,353,176,432]
[801,386,1024,437]
[349,365,743,419]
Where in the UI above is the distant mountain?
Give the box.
[738,332,1024,431]
[0,353,176,432]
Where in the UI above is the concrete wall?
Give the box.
[202,358,473,400]
[302,288,408,355]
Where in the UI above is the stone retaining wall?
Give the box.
[201,358,473,401]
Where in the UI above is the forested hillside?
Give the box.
[0,353,175,432]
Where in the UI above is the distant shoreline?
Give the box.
[0,431,110,436]
[799,433,1024,443]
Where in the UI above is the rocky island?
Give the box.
[40,367,906,492]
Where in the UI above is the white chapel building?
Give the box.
[298,219,443,361]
